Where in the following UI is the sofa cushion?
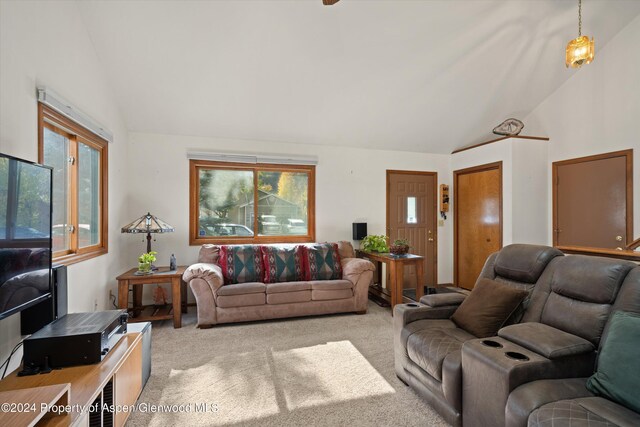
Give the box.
[217,292,265,308]
[406,327,475,381]
[337,241,355,259]
[219,245,264,284]
[300,243,342,281]
[261,246,304,283]
[587,311,640,413]
[267,290,311,305]
[198,244,220,264]
[498,322,594,359]
[266,281,311,294]
[311,289,352,301]
[217,282,265,296]
[310,279,352,291]
[529,397,640,427]
[451,278,528,338]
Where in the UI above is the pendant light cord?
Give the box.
[578,0,582,37]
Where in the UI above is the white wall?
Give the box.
[451,137,549,247]
[0,1,131,372]
[524,15,640,246]
[126,132,453,286]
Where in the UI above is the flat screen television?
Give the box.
[0,153,53,321]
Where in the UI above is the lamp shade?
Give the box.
[122,213,174,255]
[566,35,595,68]
[121,213,174,234]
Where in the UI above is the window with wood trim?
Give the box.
[189,160,315,245]
[553,149,635,259]
[38,103,108,265]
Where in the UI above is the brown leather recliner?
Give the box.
[505,266,640,427]
[393,244,563,427]
[461,255,637,427]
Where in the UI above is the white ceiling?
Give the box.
[77,0,640,154]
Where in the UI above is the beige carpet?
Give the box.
[126,302,448,427]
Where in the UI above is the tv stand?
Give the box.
[0,324,149,427]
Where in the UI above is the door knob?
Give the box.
[428,237,434,242]
[616,236,623,242]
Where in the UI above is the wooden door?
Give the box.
[454,162,502,290]
[387,171,437,299]
[553,150,633,250]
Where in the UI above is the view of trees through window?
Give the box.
[195,164,312,240]
[38,103,108,263]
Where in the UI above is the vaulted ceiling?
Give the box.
[78,0,640,153]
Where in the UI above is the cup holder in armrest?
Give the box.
[505,351,530,361]
[481,340,503,348]
[406,303,420,307]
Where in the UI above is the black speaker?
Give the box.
[21,264,68,334]
[352,223,367,240]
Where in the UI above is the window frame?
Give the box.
[189,160,316,245]
[38,103,109,265]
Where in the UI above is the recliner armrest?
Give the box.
[393,303,457,328]
[420,292,466,307]
[498,322,594,359]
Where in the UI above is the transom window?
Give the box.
[38,103,108,264]
[189,160,315,244]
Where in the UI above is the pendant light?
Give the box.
[566,0,595,68]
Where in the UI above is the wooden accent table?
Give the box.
[356,250,425,313]
[0,331,143,427]
[117,266,187,328]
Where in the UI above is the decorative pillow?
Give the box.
[198,244,220,264]
[261,246,304,283]
[337,241,356,259]
[299,243,343,281]
[451,278,528,338]
[587,311,640,413]
[218,245,263,285]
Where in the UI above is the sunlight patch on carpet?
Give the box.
[271,340,395,411]
[152,351,281,426]
[145,340,394,426]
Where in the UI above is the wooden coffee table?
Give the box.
[117,266,187,328]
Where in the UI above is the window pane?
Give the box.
[257,171,308,236]
[43,126,70,252]
[78,142,101,248]
[407,197,417,224]
[198,169,255,237]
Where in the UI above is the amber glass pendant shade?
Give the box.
[566,35,595,68]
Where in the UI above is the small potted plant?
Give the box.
[361,235,389,253]
[389,239,410,256]
[137,251,157,275]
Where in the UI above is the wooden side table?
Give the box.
[117,266,187,328]
[356,250,425,313]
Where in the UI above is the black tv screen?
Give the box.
[0,153,53,321]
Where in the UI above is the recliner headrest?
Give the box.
[495,244,564,283]
[550,255,635,304]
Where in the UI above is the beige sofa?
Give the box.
[183,242,375,327]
